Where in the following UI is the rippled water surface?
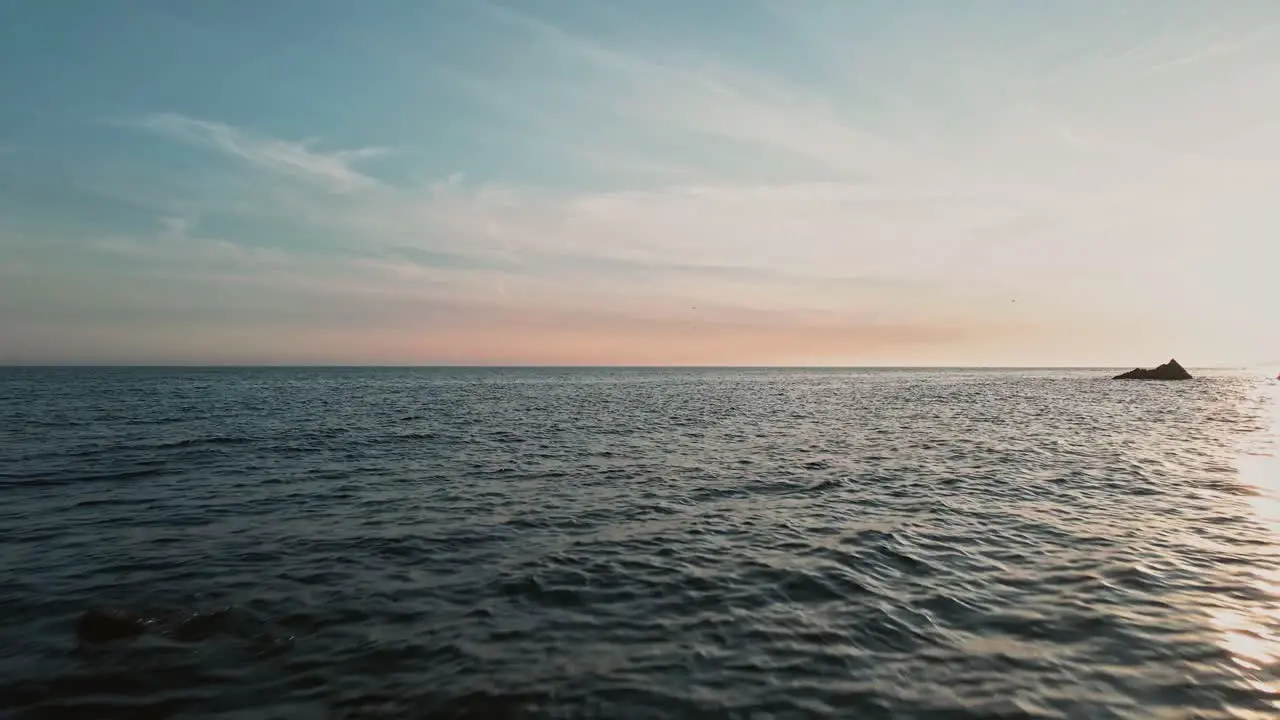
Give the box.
[2,367,1279,719]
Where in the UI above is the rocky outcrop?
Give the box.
[73,606,282,647]
[1113,358,1192,380]
[74,608,149,644]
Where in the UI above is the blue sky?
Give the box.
[2,1,1278,365]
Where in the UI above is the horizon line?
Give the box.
[0,363,1259,371]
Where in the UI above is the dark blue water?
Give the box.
[2,367,1278,719]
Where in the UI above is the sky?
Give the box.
[1,0,1278,367]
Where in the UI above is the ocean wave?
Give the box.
[1,368,1277,718]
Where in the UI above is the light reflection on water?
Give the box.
[1220,377,1280,715]
[5,367,1280,717]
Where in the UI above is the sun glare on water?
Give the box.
[1213,376,1280,714]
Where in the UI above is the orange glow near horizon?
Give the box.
[1,301,1188,367]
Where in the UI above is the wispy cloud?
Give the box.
[14,1,1277,365]
[135,113,389,193]
[465,2,937,183]
[92,214,291,268]
[110,106,1223,345]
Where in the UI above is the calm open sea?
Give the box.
[1,367,1278,719]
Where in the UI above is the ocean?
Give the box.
[1,367,1278,719]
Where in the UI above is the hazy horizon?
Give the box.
[0,362,1265,371]
[3,1,1279,367]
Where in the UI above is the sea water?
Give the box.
[1,367,1277,718]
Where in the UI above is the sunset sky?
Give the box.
[1,1,1278,366]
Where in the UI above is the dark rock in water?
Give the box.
[173,607,235,642]
[74,608,148,644]
[73,605,289,654]
[1113,358,1193,380]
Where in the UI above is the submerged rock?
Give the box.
[173,607,237,642]
[73,605,284,650]
[1113,358,1192,380]
[74,608,149,644]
